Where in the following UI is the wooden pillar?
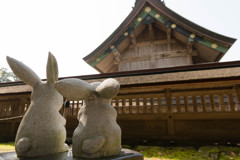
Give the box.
[176,97,181,113]
[235,85,240,107]
[122,99,126,114]
[228,94,235,111]
[219,95,225,112]
[201,95,207,112]
[151,98,155,113]
[148,24,155,41]
[115,99,120,114]
[129,99,133,114]
[165,88,175,139]
[167,28,171,51]
[186,40,194,65]
[192,96,197,113]
[210,95,215,112]
[136,98,140,114]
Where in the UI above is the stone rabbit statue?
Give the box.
[54,78,121,159]
[6,53,68,158]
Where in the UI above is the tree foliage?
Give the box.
[0,67,20,83]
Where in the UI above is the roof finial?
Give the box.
[160,0,165,5]
[135,0,139,6]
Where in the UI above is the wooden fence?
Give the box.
[1,86,240,143]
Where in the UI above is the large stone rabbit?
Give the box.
[7,53,68,158]
[54,78,121,159]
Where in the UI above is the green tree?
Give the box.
[0,67,20,82]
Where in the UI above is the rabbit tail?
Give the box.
[82,136,105,154]
[16,137,31,154]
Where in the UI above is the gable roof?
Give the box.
[83,0,236,73]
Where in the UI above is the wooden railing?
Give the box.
[62,88,240,116]
[1,87,240,142]
[0,101,30,119]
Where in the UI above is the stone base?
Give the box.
[0,148,143,160]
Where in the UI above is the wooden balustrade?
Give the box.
[55,88,240,117]
[0,88,239,119]
[1,86,240,142]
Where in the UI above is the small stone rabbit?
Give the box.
[7,53,68,158]
[54,78,121,159]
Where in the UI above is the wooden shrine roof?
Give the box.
[83,0,236,73]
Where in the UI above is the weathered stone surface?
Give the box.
[0,149,143,160]
[96,78,120,99]
[54,78,121,158]
[53,78,95,100]
[6,53,68,158]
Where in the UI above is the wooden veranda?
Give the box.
[1,61,240,144]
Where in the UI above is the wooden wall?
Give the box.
[119,41,192,72]
[117,24,194,72]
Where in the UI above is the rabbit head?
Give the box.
[53,78,120,101]
[6,52,63,110]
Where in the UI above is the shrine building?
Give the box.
[1,0,240,143]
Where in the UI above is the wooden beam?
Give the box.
[167,28,171,51]
[113,50,121,64]
[148,23,153,32]
[148,24,155,41]
[121,49,189,63]
[186,40,198,57]
[130,39,177,48]
[130,33,137,47]
[186,40,193,54]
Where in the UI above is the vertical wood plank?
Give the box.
[228,94,235,112]
[129,99,133,114]
[219,95,225,112]
[122,99,126,114]
[115,99,120,114]
[165,89,171,113]
[201,95,207,112]
[143,98,147,114]
[136,98,140,114]
[176,97,181,113]
[184,96,187,112]
[192,96,197,113]
[210,95,215,112]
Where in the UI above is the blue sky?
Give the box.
[0,0,239,79]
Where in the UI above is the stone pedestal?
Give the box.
[0,149,143,160]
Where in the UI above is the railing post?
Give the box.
[164,88,172,113]
[164,88,175,139]
[192,96,197,113]
[201,95,207,112]
[235,85,240,110]
[176,97,181,113]
[219,95,225,112]
[210,95,215,112]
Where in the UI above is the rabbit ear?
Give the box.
[46,52,58,84]
[54,78,95,100]
[6,56,41,87]
[96,78,120,99]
